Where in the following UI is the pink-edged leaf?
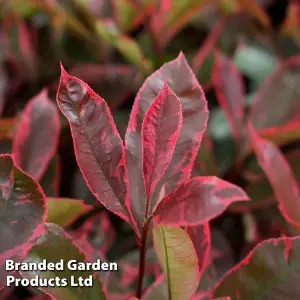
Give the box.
[192,18,227,73]
[22,223,106,299]
[17,20,37,79]
[248,55,300,130]
[70,211,115,256]
[68,223,110,286]
[212,50,245,143]
[150,0,211,47]
[56,65,133,228]
[12,89,60,181]
[142,81,182,205]
[142,274,168,300]
[0,154,46,290]
[248,123,300,226]
[153,176,249,226]
[125,52,208,232]
[186,223,211,280]
[68,64,136,109]
[213,236,300,299]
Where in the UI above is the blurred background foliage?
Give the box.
[1,0,300,299]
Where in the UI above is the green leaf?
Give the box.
[233,44,277,83]
[95,19,152,74]
[153,223,199,300]
[46,198,93,227]
[213,236,300,299]
[154,0,211,46]
[112,0,154,32]
[22,223,106,300]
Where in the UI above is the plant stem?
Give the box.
[136,222,149,298]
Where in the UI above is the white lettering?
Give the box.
[6,276,15,286]
[67,260,77,271]
[5,260,14,271]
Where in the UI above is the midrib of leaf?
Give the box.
[145,88,166,220]
[68,95,125,212]
[161,226,172,300]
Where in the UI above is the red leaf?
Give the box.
[142,81,182,209]
[12,89,60,181]
[72,212,115,256]
[153,176,249,226]
[248,123,300,226]
[248,55,300,130]
[192,18,227,73]
[212,50,245,143]
[56,65,134,229]
[186,223,211,280]
[0,154,46,290]
[125,52,208,232]
[213,237,300,299]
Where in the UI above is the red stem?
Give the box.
[136,221,150,297]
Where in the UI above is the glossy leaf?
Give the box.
[68,64,136,108]
[213,236,300,299]
[212,51,245,143]
[186,223,211,279]
[248,124,300,226]
[22,223,106,300]
[46,197,93,227]
[153,224,199,300]
[248,55,300,130]
[0,154,46,289]
[153,176,249,226]
[12,89,60,181]
[125,52,208,232]
[142,81,182,204]
[56,66,133,228]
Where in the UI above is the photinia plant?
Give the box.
[2,50,300,300]
[55,52,249,298]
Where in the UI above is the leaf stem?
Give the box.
[136,220,150,298]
